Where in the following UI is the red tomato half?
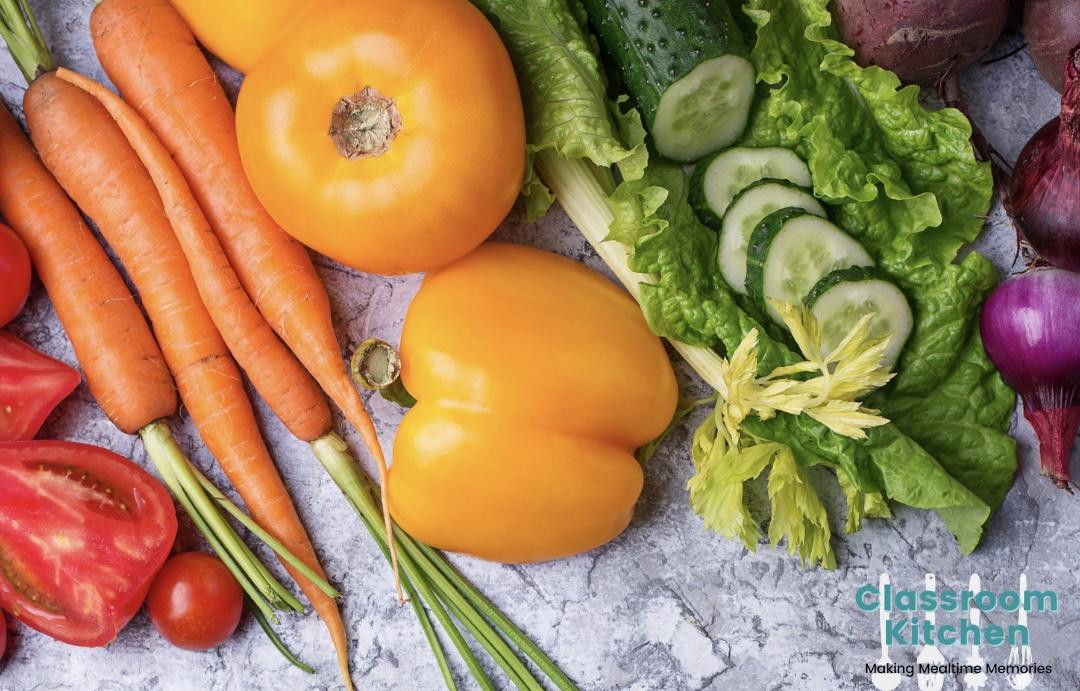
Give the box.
[0,332,80,441]
[0,440,177,646]
[147,552,242,651]
[0,224,30,327]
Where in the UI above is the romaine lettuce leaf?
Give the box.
[470,0,647,219]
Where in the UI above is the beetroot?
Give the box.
[833,0,1010,85]
[1025,0,1080,93]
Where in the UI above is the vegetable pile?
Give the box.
[0,0,1076,686]
[474,0,1018,567]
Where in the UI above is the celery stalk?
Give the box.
[535,150,727,390]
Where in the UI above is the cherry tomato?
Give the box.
[236,0,525,275]
[0,440,177,646]
[147,552,242,651]
[0,223,31,327]
[0,332,80,441]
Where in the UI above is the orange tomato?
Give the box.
[235,0,526,275]
[389,244,679,562]
[168,0,298,73]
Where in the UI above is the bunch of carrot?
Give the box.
[0,59,335,682]
[0,0,361,684]
[0,0,579,687]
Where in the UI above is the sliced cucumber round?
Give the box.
[718,180,826,295]
[652,55,756,163]
[746,208,874,324]
[690,147,813,228]
[805,267,913,370]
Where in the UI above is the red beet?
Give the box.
[833,0,1010,84]
[1024,0,1080,93]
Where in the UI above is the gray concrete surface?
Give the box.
[0,3,1076,690]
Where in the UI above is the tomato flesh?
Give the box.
[0,440,177,646]
[0,224,30,327]
[0,332,80,441]
[148,552,242,651]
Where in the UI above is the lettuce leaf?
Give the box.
[614,165,1000,555]
[471,0,647,219]
[601,0,1016,552]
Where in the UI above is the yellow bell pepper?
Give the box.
[388,242,678,562]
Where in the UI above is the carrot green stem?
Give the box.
[311,432,577,691]
[142,422,277,620]
[192,464,340,599]
[0,0,53,84]
[140,420,301,616]
[249,600,316,674]
[350,493,470,691]
[417,542,578,691]
[164,429,304,613]
[395,536,540,691]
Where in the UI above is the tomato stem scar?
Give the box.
[328,86,402,159]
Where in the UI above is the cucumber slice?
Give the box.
[651,56,756,162]
[580,0,754,163]
[805,267,913,369]
[718,180,826,295]
[746,208,874,324]
[690,147,813,228]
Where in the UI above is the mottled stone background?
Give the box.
[0,2,1076,690]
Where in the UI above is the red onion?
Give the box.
[981,268,1080,489]
[1007,44,1080,270]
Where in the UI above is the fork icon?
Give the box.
[1006,573,1034,690]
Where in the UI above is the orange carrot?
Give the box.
[0,104,175,434]
[22,72,352,687]
[92,0,400,599]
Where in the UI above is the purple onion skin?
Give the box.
[833,0,1009,85]
[981,268,1080,489]
[1008,45,1080,272]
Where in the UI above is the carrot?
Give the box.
[0,105,175,434]
[90,0,400,598]
[53,67,360,687]
[22,72,352,686]
[0,87,331,650]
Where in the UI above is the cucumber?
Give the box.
[718,180,826,295]
[746,208,874,324]
[690,147,813,227]
[804,267,913,369]
[580,0,755,162]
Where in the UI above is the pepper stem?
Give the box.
[350,338,416,408]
